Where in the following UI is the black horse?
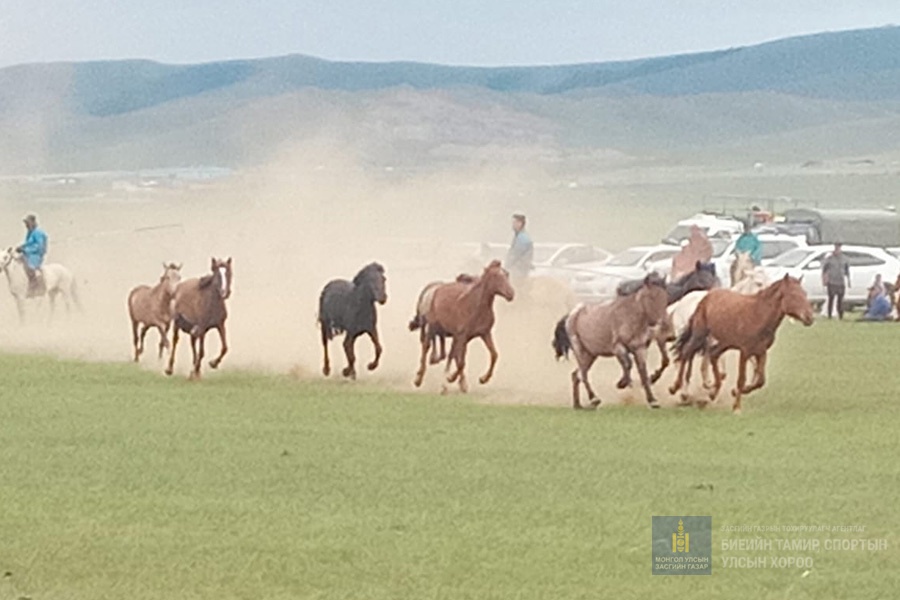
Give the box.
[616,261,719,303]
[318,263,388,379]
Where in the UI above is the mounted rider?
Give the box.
[16,214,48,296]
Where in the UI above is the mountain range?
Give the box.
[2,26,899,174]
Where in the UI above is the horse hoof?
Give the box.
[650,373,662,384]
[616,378,630,390]
[667,385,679,395]
[478,375,490,385]
[323,366,331,376]
[459,384,469,394]
[648,402,660,409]
[440,385,449,395]
[367,361,378,371]
[209,360,220,369]
[588,399,601,409]
[341,367,353,378]
[732,408,742,416]
[731,389,738,398]
[164,369,173,377]
[413,376,423,388]
[429,357,441,365]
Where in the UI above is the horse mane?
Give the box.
[456,274,478,284]
[352,262,384,286]
[198,274,215,289]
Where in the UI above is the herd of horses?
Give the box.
[2,242,812,413]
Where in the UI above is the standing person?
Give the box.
[16,214,48,296]
[733,220,762,266]
[505,213,533,285]
[822,243,850,319]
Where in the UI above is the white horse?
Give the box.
[667,263,769,397]
[0,247,81,322]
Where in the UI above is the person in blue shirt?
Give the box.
[505,213,533,283]
[733,219,762,265]
[16,214,48,295]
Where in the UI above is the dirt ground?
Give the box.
[0,142,894,408]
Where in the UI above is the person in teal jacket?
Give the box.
[733,220,762,265]
[16,214,48,294]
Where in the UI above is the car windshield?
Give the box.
[663,225,704,243]
[710,239,731,257]
[607,249,647,267]
[768,248,814,267]
[532,246,559,264]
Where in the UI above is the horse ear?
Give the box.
[226,257,232,266]
[210,257,216,269]
[783,274,790,282]
[798,274,804,283]
[695,260,702,270]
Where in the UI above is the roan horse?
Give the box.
[553,273,668,409]
[669,275,814,413]
[413,260,514,393]
[165,258,233,379]
[127,263,182,362]
[615,262,719,384]
[318,262,388,379]
[0,247,81,321]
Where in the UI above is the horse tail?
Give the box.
[408,314,424,331]
[552,315,571,360]
[673,307,709,362]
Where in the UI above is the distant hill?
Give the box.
[1,26,900,173]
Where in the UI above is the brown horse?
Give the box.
[669,275,814,413]
[408,273,478,365]
[127,262,182,362]
[165,257,233,379]
[413,261,514,392]
[553,273,668,409]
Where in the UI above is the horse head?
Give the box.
[774,274,814,326]
[210,257,233,300]
[483,260,515,302]
[161,262,183,294]
[638,272,669,326]
[353,262,387,305]
[0,247,13,272]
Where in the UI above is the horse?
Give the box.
[669,275,814,414]
[615,262,719,384]
[553,273,668,410]
[413,260,514,393]
[408,273,478,365]
[165,258,233,380]
[127,263,182,362]
[318,262,387,379]
[665,267,770,394]
[0,246,81,322]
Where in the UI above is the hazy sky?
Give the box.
[1,0,898,68]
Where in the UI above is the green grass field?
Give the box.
[1,320,898,599]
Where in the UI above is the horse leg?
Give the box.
[478,332,498,385]
[341,334,357,379]
[131,320,142,362]
[650,334,669,384]
[614,350,633,389]
[438,334,447,362]
[577,354,599,408]
[209,323,228,369]
[48,289,58,322]
[366,329,382,371]
[157,324,170,360]
[414,327,431,387]
[741,353,767,395]
[571,368,583,410]
[137,324,150,361]
[708,347,727,401]
[454,340,469,393]
[192,332,206,380]
[188,334,200,380]
[631,345,659,408]
[445,337,463,383]
[730,351,749,414]
[165,326,179,376]
[321,323,331,376]
[15,298,25,325]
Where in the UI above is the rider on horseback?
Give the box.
[16,214,48,297]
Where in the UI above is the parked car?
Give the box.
[570,245,681,301]
[532,243,613,282]
[661,213,745,245]
[459,242,611,283]
[647,234,808,285]
[762,245,900,309]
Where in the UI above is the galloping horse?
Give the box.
[413,260,514,393]
[0,247,81,322]
[670,275,814,413]
[553,273,668,409]
[165,258,233,380]
[409,273,478,365]
[615,262,719,383]
[127,263,182,362]
[318,263,387,379]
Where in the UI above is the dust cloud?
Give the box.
[0,139,667,407]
